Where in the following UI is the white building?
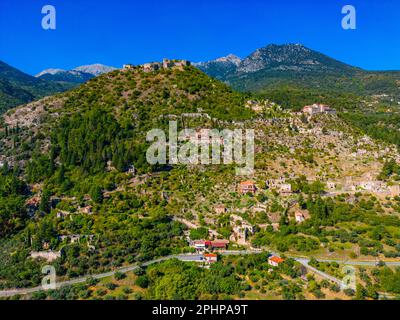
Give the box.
[280,184,292,194]
[327,182,336,190]
[295,211,305,223]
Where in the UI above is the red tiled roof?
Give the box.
[269,256,285,264]
[211,241,228,248]
[239,180,255,186]
[211,239,229,244]
[211,244,226,248]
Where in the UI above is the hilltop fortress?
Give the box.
[123,58,191,72]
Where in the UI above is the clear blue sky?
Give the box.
[0,0,399,75]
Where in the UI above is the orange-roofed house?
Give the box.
[203,253,218,263]
[238,181,256,194]
[268,255,285,267]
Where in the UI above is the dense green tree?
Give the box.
[39,188,51,213]
[90,185,103,204]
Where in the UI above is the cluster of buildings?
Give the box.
[238,179,294,195]
[30,233,96,262]
[190,251,284,266]
[302,104,336,116]
[344,179,400,195]
[123,59,191,72]
[236,175,400,199]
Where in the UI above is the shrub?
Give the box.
[114,271,126,280]
[135,275,149,288]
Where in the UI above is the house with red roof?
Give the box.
[210,240,229,250]
[268,255,285,267]
[238,181,256,194]
[203,253,218,263]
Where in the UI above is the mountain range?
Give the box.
[193,54,241,80]
[0,60,67,113]
[35,64,117,84]
[0,62,117,113]
[196,44,400,95]
[196,44,358,76]
[1,44,399,115]
[1,48,400,300]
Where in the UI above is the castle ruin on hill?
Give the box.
[123,58,191,72]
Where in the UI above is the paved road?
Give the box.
[295,258,342,284]
[1,250,400,298]
[0,254,196,298]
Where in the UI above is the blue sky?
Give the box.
[0,0,399,75]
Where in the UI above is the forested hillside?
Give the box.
[1,63,400,300]
[0,61,69,114]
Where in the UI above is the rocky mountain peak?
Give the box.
[73,64,117,76]
[215,54,242,66]
[35,68,65,77]
[237,44,318,73]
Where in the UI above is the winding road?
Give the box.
[1,250,400,298]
